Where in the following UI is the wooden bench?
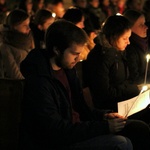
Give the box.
[0,79,24,150]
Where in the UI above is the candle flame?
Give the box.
[146,54,150,62]
[141,85,148,92]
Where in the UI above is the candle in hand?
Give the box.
[146,54,150,62]
[144,54,150,84]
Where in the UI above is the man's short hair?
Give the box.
[45,19,88,58]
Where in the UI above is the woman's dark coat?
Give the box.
[85,34,139,111]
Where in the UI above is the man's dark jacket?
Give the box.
[19,49,110,150]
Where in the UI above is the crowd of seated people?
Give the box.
[1,0,150,150]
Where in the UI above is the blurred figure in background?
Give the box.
[0,0,10,24]
[100,0,114,19]
[109,0,118,15]
[32,0,45,13]
[125,0,143,12]
[72,0,90,29]
[0,9,34,79]
[116,0,126,14]
[87,0,106,30]
[44,0,65,18]
[72,0,87,9]
[30,9,55,49]
[18,0,35,20]
[0,0,8,13]
[63,6,85,28]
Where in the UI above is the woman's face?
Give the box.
[26,1,33,11]
[76,16,85,29]
[38,17,55,31]
[14,18,30,34]
[115,29,131,51]
[131,15,148,38]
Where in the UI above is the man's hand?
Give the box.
[108,118,126,133]
[104,113,126,119]
[104,113,127,133]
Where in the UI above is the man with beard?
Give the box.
[19,19,150,150]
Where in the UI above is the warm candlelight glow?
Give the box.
[141,85,148,92]
[52,12,56,18]
[116,13,122,16]
[146,54,150,62]
[144,54,150,84]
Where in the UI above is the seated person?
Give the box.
[85,15,150,124]
[0,9,34,79]
[30,9,55,49]
[19,19,150,150]
[124,10,150,84]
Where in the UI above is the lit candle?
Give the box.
[146,54,150,62]
[144,54,150,84]
[141,85,148,93]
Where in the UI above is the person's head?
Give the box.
[33,9,55,31]
[5,9,30,34]
[0,0,6,5]
[63,7,85,29]
[32,0,45,12]
[44,0,65,18]
[45,19,88,69]
[72,0,87,8]
[88,0,99,8]
[102,15,131,51]
[19,0,33,12]
[84,18,98,43]
[123,10,148,38]
[126,0,142,12]
[101,0,110,7]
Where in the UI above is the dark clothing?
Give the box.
[0,25,33,79]
[125,33,150,84]
[85,43,139,111]
[30,23,46,49]
[19,49,150,150]
[19,49,112,149]
[86,4,106,29]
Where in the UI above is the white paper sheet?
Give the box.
[118,90,150,117]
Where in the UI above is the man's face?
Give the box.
[55,43,85,69]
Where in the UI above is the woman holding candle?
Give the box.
[85,15,139,111]
[84,15,150,125]
[123,10,150,84]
